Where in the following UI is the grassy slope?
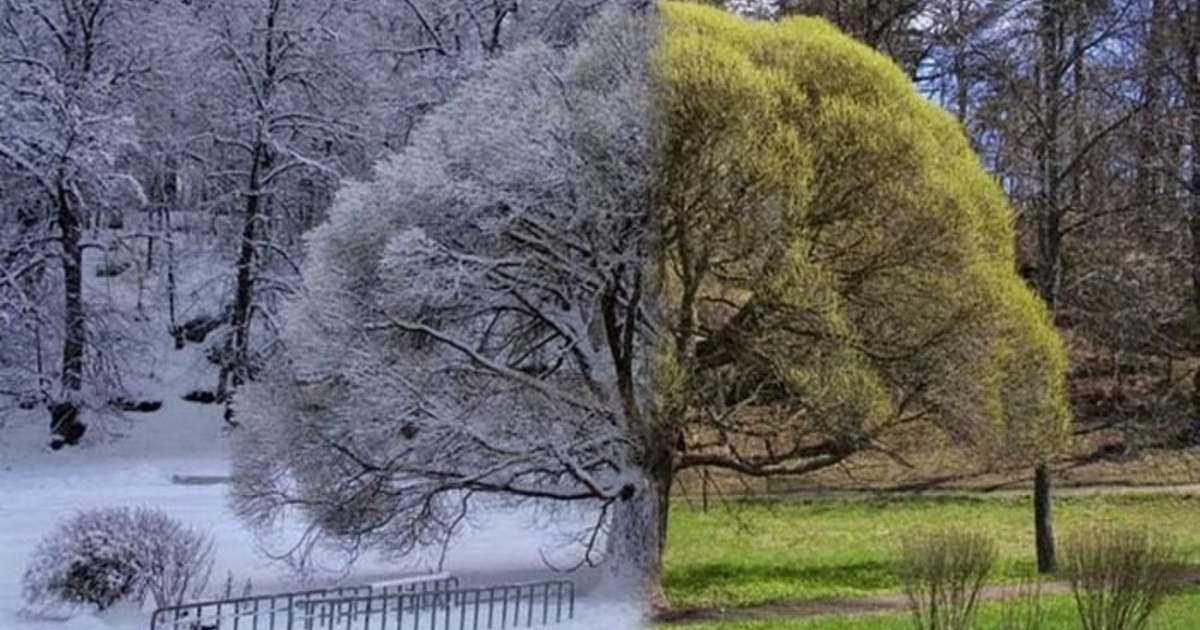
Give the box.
[664,494,1200,609]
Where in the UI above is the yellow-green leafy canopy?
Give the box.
[652,2,1069,463]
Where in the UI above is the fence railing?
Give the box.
[149,573,461,630]
[293,580,576,630]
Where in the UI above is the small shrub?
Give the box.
[897,528,996,630]
[1063,525,1179,630]
[994,577,1047,630]
[23,507,214,613]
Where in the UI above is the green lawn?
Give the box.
[664,493,1200,609]
[665,585,1200,629]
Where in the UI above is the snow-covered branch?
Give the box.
[231,6,656,574]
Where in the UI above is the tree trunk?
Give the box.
[166,208,178,332]
[647,464,673,611]
[1187,0,1200,441]
[219,145,268,425]
[1137,0,1167,207]
[219,0,282,425]
[602,465,671,617]
[1031,0,1066,572]
[1033,463,1056,572]
[51,181,87,448]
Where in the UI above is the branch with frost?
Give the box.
[231,5,654,567]
[0,141,57,201]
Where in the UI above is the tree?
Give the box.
[0,0,147,446]
[184,0,368,424]
[776,0,934,74]
[182,0,625,425]
[232,2,1069,612]
[658,0,1069,579]
[962,0,1148,572]
[1176,0,1200,440]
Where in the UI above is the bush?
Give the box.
[897,528,996,630]
[1063,525,1179,630]
[23,507,214,612]
[994,577,1048,630]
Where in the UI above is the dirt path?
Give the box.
[655,571,1200,625]
[654,582,1066,626]
[764,482,1200,500]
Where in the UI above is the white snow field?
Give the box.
[0,383,636,630]
[0,246,638,630]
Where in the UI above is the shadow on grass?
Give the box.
[666,559,899,604]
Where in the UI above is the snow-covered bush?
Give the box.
[23,507,214,612]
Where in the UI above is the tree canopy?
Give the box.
[231,1,1071,610]
[655,3,1070,478]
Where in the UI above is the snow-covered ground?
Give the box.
[0,244,638,630]
[0,369,634,628]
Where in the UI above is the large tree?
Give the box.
[231,2,1069,612]
[0,0,149,446]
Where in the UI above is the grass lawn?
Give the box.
[664,493,1200,609]
[662,585,1200,629]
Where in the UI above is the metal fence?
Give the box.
[149,573,462,630]
[293,580,576,630]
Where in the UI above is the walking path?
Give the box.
[656,582,1069,625]
[656,574,1200,626]
[765,482,1200,500]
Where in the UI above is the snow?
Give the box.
[0,397,637,629]
[0,247,641,630]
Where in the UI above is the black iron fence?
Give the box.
[149,573,462,630]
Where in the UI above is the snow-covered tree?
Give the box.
[232,3,658,599]
[0,0,148,445]
[181,0,363,422]
[180,0,627,425]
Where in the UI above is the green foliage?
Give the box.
[653,3,1070,464]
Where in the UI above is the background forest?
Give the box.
[734,0,1200,455]
[0,0,612,441]
[1,0,1197,496]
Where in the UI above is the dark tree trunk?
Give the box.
[51,181,87,447]
[646,439,675,613]
[1186,0,1200,441]
[166,209,178,332]
[219,0,283,426]
[1033,463,1056,572]
[1031,0,1067,573]
[219,145,269,425]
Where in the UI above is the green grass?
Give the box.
[664,493,1200,609]
[662,585,1200,629]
